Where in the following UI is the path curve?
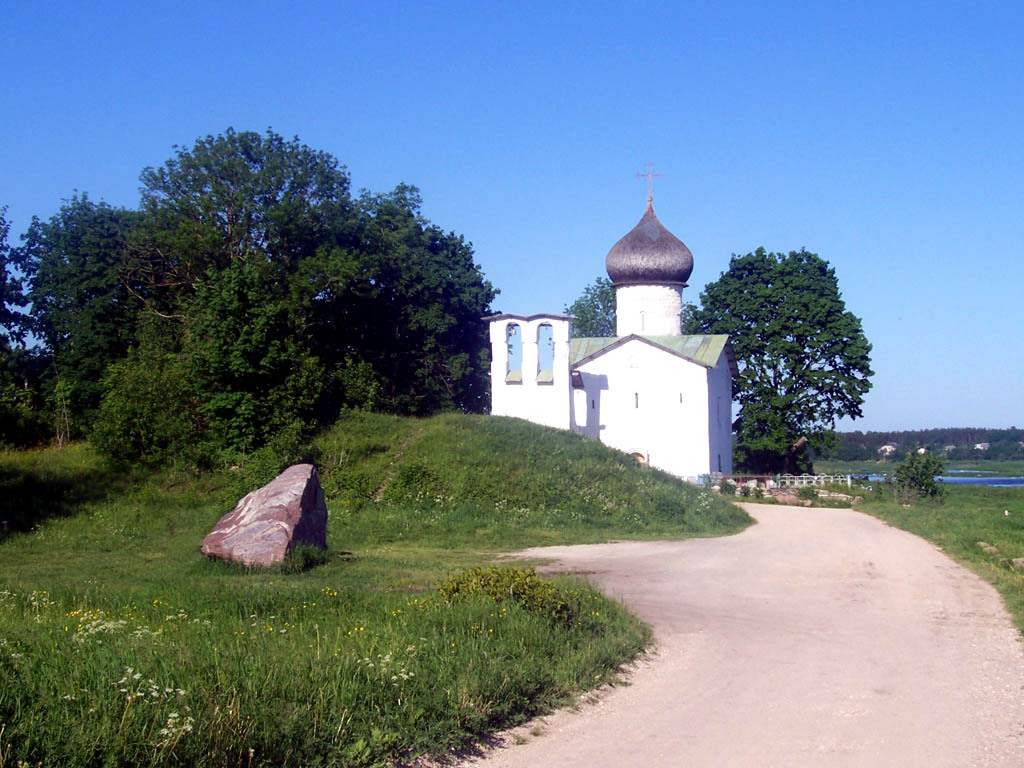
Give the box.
[456,503,1024,767]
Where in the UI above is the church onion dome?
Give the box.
[605,199,694,287]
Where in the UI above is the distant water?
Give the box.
[855,474,1024,488]
[938,476,1024,488]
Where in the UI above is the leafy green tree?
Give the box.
[0,208,49,446]
[87,129,496,463]
[565,276,615,337]
[0,206,26,347]
[125,127,355,316]
[690,248,873,473]
[16,196,139,432]
[893,448,945,502]
[186,260,323,453]
[91,316,202,465]
[311,184,496,415]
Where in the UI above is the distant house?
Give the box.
[916,447,928,454]
[943,444,957,452]
[974,442,990,451]
[878,444,898,457]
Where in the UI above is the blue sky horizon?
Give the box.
[3,0,1021,432]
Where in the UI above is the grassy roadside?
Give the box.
[0,413,751,768]
[854,486,1024,633]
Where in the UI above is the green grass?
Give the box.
[0,412,751,767]
[857,485,1024,633]
[315,412,751,548]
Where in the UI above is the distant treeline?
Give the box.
[829,428,1024,461]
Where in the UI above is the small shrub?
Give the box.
[232,420,314,494]
[797,486,818,502]
[719,479,736,496]
[91,347,202,466]
[0,382,49,448]
[894,448,945,503]
[753,487,764,499]
[739,485,751,498]
[438,566,580,626]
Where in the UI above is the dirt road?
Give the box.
[456,503,1024,767]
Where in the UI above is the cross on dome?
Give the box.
[636,162,662,204]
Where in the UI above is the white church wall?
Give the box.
[488,315,572,430]
[615,284,683,336]
[706,350,733,475]
[573,340,713,480]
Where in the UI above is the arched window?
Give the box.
[506,323,522,383]
[536,323,554,384]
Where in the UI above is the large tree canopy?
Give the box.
[16,196,139,431]
[689,247,872,473]
[13,129,497,462]
[564,276,615,337]
[126,127,355,317]
[0,206,25,349]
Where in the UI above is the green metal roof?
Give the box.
[569,334,735,373]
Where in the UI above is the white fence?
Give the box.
[703,473,853,488]
[775,473,852,488]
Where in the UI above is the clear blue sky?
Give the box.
[3,0,1021,431]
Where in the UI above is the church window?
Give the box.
[591,399,595,409]
[571,371,584,389]
[634,392,639,409]
[505,323,523,384]
[679,392,683,403]
[536,323,554,385]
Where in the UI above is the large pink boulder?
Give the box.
[201,464,327,567]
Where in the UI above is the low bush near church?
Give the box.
[439,565,592,627]
[797,486,818,502]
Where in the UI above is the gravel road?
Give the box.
[454,503,1024,767]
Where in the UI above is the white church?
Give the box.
[485,195,736,481]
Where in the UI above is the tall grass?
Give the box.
[0,413,750,767]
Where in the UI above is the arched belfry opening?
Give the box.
[506,323,522,383]
[537,323,554,383]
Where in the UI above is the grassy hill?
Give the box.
[315,412,750,548]
[0,412,750,767]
